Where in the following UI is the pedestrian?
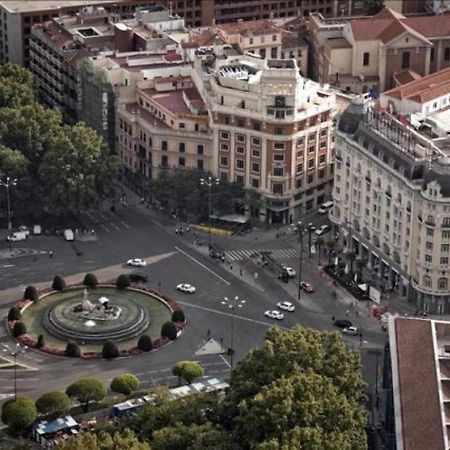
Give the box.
[230,265,233,271]
[206,329,211,340]
[332,316,335,322]
[49,250,53,258]
[240,268,243,276]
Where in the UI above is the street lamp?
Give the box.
[221,296,245,370]
[2,343,28,400]
[307,222,316,259]
[200,176,219,249]
[297,221,305,301]
[0,176,18,230]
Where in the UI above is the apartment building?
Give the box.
[310,8,450,93]
[332,68,450,314]
[194,53,336,223]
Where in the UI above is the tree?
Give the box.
[171,309,185,323]
[7,307,21,321]
[64,341,81,358]
[172,361,204,385]
[0,63,36,108]
[221,325,367,449]
[83,273,98,288]
[161,321,178,340]
[368,0,384,15]
[23,285,39,301]
[36,334,45,349]
[116,274,131,289]
[65,378,106,413]
[102,340,119,359]
[12,321,27,337]
[52,275,66,291]
[1,396,37,434]
[137,335,153,352]
[110,374,140,396]
[36,391,71,419]
[55,429,150,450]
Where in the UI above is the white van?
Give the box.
[318,201,334,215]
[33,225,42,235]
[7,231,28,242]
[63,229,74,241]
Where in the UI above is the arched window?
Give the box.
[443,217,450,228]
[423,275,432,288]
[438,277,448,290]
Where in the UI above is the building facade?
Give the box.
[332,70,450,314]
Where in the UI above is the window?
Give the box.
[221,143,229,151]
[220,172,228,181]
[273,184,283,194]
[224,116,229,125]
[252,149,260,158]
[179,157,185,167]
[308,174,314,184]
[296,179,302,189]
[272,34,277,42]
[443,230,450,239]
[308,159,315,168]
[273,167,284,177]
[236,134,245,143]
[237,118,245,128]
[271,47,277,58]
[252,163,260,173]
[274,142,285,150]
[426,241,433,250]
[445,47,450,61]
[402,51,410,69]
[427,228,434,237]
[274,154,284,161]
[443,217,450,227]
[442,243,450,252]
[439,277,448,290]
[249,38,253,45]
[197,144,204,155]
[319,154,326,164]
[197,159,204,170]
[318,168,325,178]
[161,155,168,167]
[297,150,303,159]
[179,142,185,153]
[297,163,303,174]
[423,275,432,287]
[441,256,449,265]
[236,175,244,184]
[252,137,261,146]
[296,137,304,147]
[425,254,432,263]
[236,146,245,154]
[308,146,315,154]
[253,122,261,131]
[179,122,185,129]
[220,131,229,140]
[275,127,283,135]
[363,52,370,66]
[236,159,244,169]
[251,178,259,188]
[161,141,168,151]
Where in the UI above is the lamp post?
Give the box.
[307,222,316,259]
[2,343,27,400]
[200,176,219,249]
[221,296,245,370]
[297,221,305,301]
[0,177,18,230]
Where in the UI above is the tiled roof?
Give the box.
[378,19,430,44]
[394,318,445,450]
[406,15,450,38]
[217,19,279,37]
[373,7,405,20]
[281,32,299,50]
[384,67,450,103]
[392,69,422,86]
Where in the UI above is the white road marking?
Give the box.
[219,354,231,368]
[1,264,14,268]
[175,246,231,286]
[109,221,120,231]
[120,220,131,229]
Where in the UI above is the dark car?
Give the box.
[129,272,148,283]
[333,319,352,329]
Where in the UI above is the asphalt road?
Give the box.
[0,200,386,408]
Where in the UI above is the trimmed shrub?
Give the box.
[161,321,178,341]
[36,334,45,349]
[52,275,66,291]
[116,274,130,289]
[24,285,39,302]
[83,273,98,288]
[65,341,81,358]
[110,374,140,396]
[1,396,37,434]
[7,307,21,322]
[137,335,153,352]
[102,341,119,359]
[172,309,185,323]
[12,321,27,337]
[36,391,71,419]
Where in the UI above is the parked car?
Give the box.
[17,226,30,236]
[176,283,196,293]
[7,231,27,242]
[343,326,361,336]
[33,225,42,235]
[283,266,296,278]
[315,224,330,236]
[127,258,146,267]
[300,281,314,293]
[318,201,334,215]
[63,229,74,241]
[277,301,295,312]
[129,272,148,283]
[334,319,352,329]
[264,310,284,320]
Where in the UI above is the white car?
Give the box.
[264,310,284,320]
[315,224,330,236]
[277,301,295,312]
[343,326,361,336]
[127,258,146,267]
[176,283,196,293]
[63,229,74,241]
[17,226,30,236]
[283,266,296,278]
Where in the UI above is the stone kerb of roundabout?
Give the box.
[8,282,186,359]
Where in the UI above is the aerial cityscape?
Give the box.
[0,0,449,449]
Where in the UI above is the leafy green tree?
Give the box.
[55,429,150,450]
[65,378,106,413]
[161,321,177,340]
[12,321,27,337]
[0,63,36,108]
[7,307,21,321]
[52,275,66,291]
[137,335,153,352]
[102,341,119,359]
[110,374,140,396]
[36,391,71,419]
[171,309,185,323]
[64,341,80,358]
[83,273,98,288]
[221,325,367,449]
[116,274,131,289]
[172,361,204,385]
[1,396,37,434]
[36,334,45,349]
[24,285,39,301]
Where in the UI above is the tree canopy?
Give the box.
[110,374,140,396]
[1,396,37,434]
[35,391,71,419]
[65,378,106,412]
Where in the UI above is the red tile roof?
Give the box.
[384,66,450,103]
[373,7,405,20]
[392,69,422,86]
[394,318,445,450]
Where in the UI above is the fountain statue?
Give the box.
[72,289,121,322]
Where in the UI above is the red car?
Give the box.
[300,281,314,293]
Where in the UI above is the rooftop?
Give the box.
[0,0,122,14]
[217,19,280,37]
[324,37,352,49]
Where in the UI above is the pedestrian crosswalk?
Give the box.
[225,248,299,262]
[82,210,131,234]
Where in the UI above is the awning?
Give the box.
[358,283,368,291]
